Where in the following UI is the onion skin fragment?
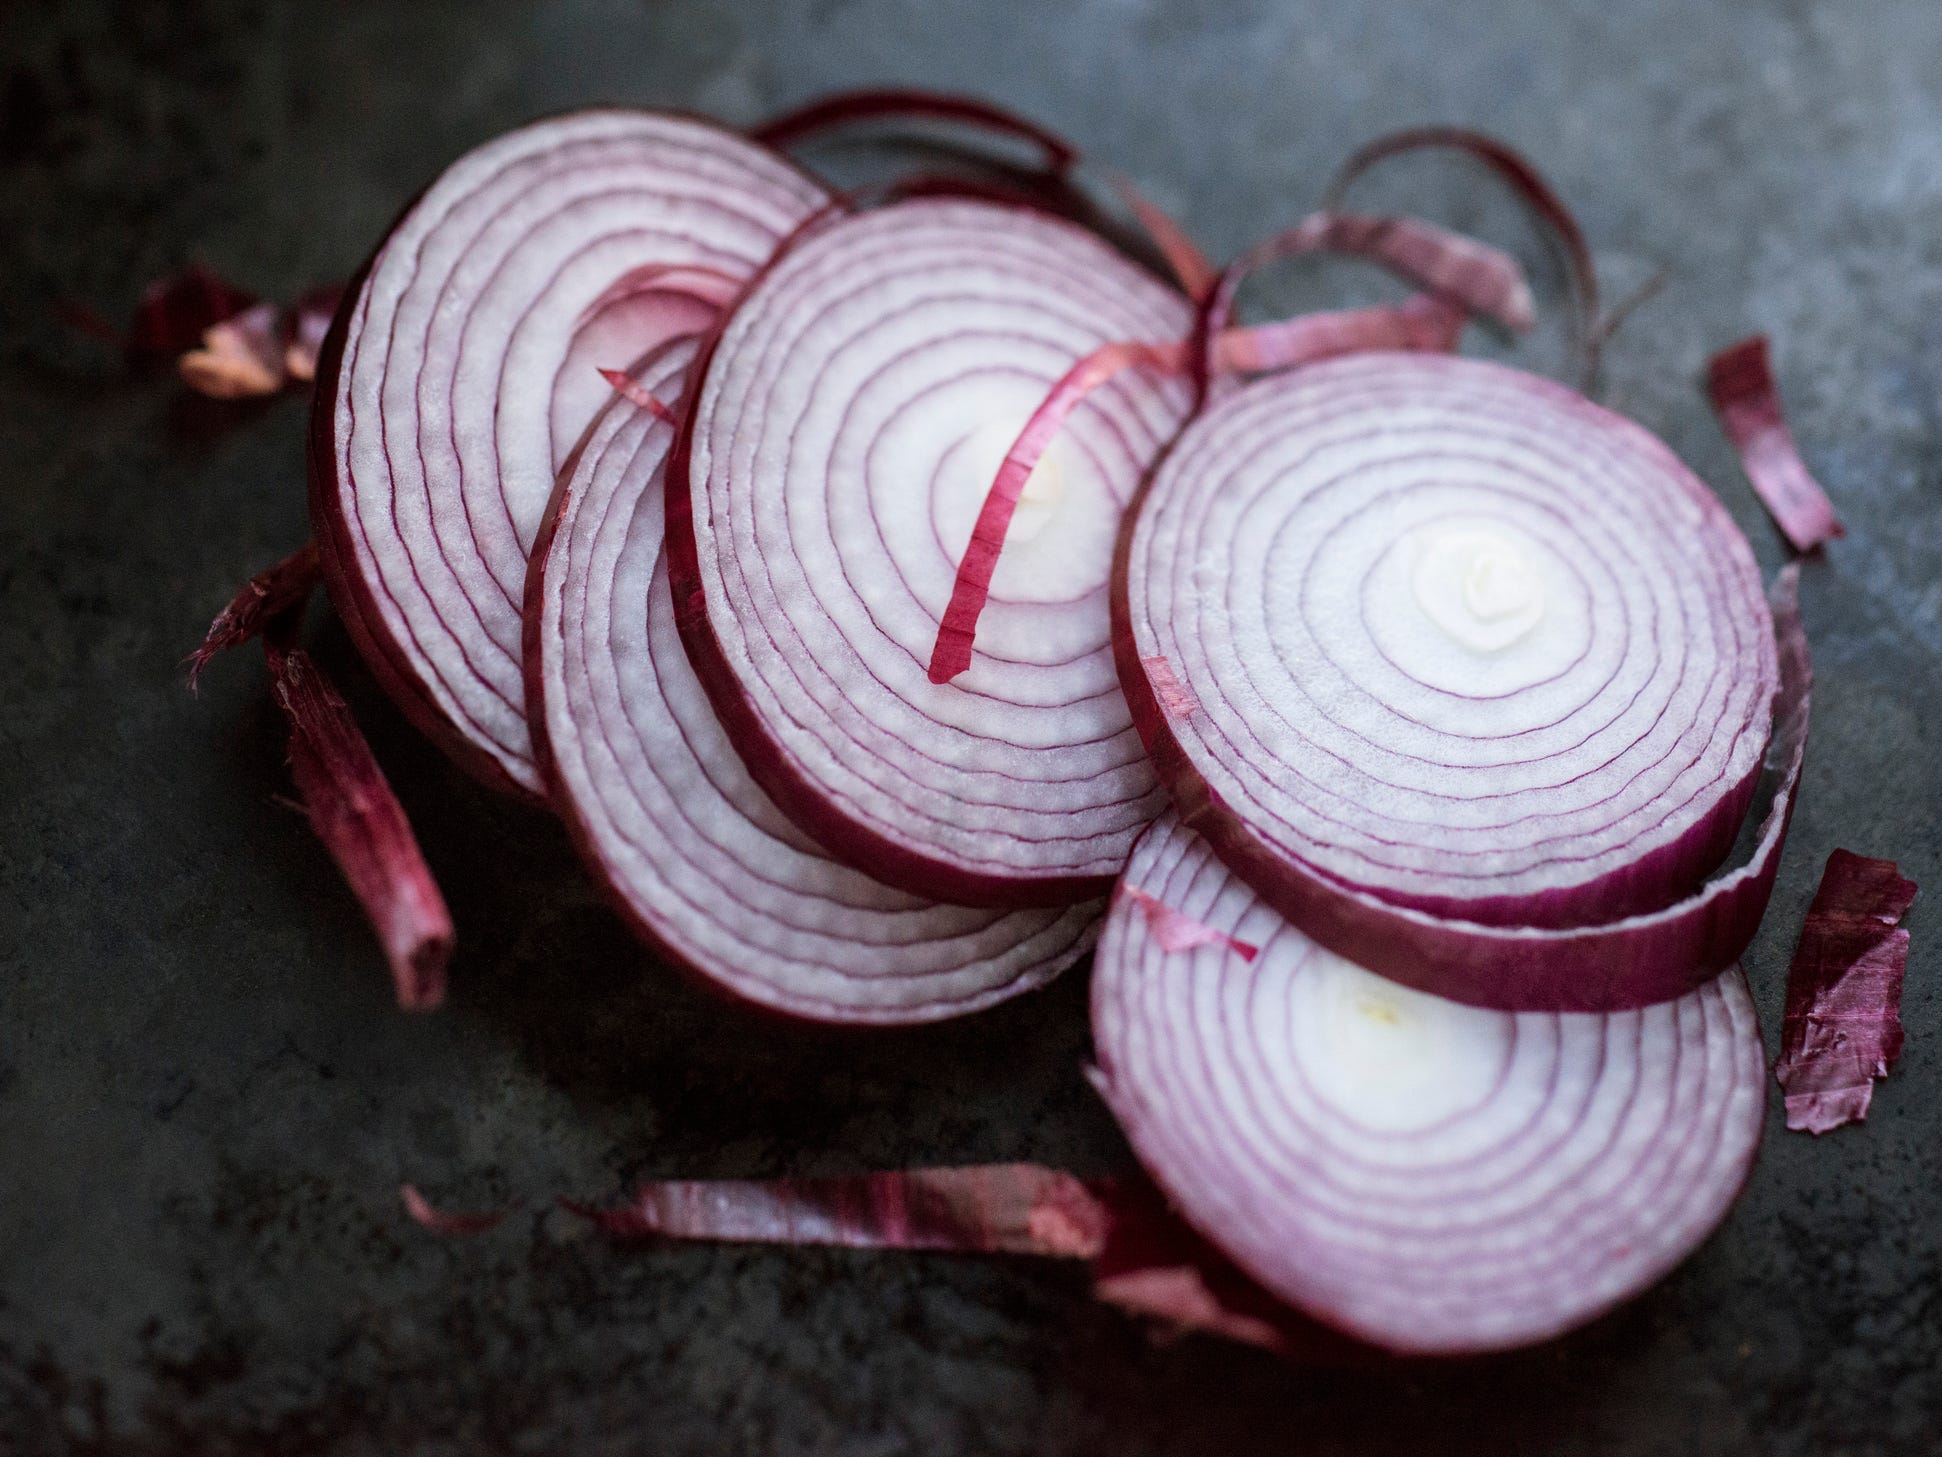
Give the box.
[1708,335,1845,553]
[282,285,345,384]
[1114,884,1258,961]
[400,1184,510,1234]
[564,1163,1357,1358]
[1324,127,1600,383]
[187,543,322,689]
[178,301,285,399]
[564,1165,1111,1256]
[1091,813,1768,1355]
[128,263,258,366]
[1775,850,1917,1134]
[1114,351,1804,1012]
[263,624,455,1011]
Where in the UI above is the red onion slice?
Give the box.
[668,198,1196,905]
[311,111,828,796]
[526,364,1103,1021]
[1119,353,1783,994]
[1091,814,1767,1355]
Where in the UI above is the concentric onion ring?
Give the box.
[525,352,1102,1021]
[1091,814,1767,1356]
[1117,352,1792,1007]
[311,111,829,795]
[667,198,1196,906]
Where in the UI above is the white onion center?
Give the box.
[1290,949,1513,1133]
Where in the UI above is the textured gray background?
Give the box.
[2,0,1938,1452]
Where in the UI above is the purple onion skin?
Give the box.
[1110,371,1811,1013]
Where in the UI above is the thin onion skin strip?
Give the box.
[263,626,455,1011]
[563,1163,1357,1358]
[1206,211,1538,351]
[1090,814,1767,1355]
[524,362,1101,1022]
[178,302,284,399]
[1113,375,1807,1011]
[667,200,1193,906]
[1115,884,1258,961]
[750,86,1215,298]
[309,111,829,798]
[564,1165,1109,1255]
[1775,850,1917,1133]
[1323,127,1600,384]
[1707,335,1845,553]
[927,274,1484,684]
[188,543,322,688]
[400,1184,510,1234]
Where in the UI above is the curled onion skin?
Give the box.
[1091,814,1767,1356]
[525,363,1103,1022]
[310,111,829,797]
[667,198,1196,906]
[1117,353,1794,1008]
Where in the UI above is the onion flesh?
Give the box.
[1090,813,1767,1355]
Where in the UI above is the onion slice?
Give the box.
[310,111,829,797]
[667,198,1197,905]
[1775,849,1917,1133]
[1091,813,1768,1355]
[1117,352,1802,1010]
[1707,334,1845,553]
[527,362,1103,1021]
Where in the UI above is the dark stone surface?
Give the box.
[2,0,1938,1452]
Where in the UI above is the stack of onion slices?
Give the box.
[1117,352,1799,1011]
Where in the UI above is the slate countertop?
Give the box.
[2,2,1938,1453]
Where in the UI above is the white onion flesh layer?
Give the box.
[1124,352,1778,927]
[675,199,1195,902]
[319,111,827,793]
[528,349,1103,1022]
[1091,815,1766,1355]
